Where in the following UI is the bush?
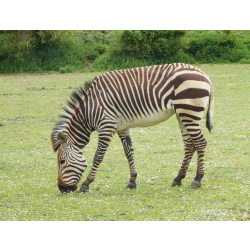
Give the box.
[0,32,88,73]
[2,30,250,74]
[91,53,156,72]
[183,31,250,63]
[108,30,186,61]
[239,58,250,64]
[0,34,14,59]
[59,65,76,73]
[90,30,195,71]
[0,31,112,73]
[84,44,108,62]
[0,44,86,74]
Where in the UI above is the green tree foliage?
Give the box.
[21,30,86,72]
[108,30,187,61]
[0,31,32,59]
[0,30,79,73]
[2,30,250,74]
[91,30,192,71]
[115,30,186,59]
[75,30,110,61]
[0,30,112,73]
[183,30,250,63]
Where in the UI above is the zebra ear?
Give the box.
[57,131,67,146]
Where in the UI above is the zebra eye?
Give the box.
[60,159,65,164]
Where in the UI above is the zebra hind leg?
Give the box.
[189,136,207,189]
[172,114,196,187]
[189,129,207,189]
[175,113,207,189]
[117,129,137,189]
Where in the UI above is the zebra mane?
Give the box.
[51,78,95,152]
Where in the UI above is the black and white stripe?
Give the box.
[51,63,214,192]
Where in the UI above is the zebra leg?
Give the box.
[80,125,117,192]
[175,113,207,189]
[189,135,207,189]
[117,129,137,189]
[172,115,196,187]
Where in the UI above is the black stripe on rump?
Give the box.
[173,73,209,90]
[175,88,209,100]
[178,113,201,121]
[173,104,204,112]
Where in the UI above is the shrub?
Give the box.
[90,54,155,72]
[0,34,14,59]
[90,30,195,71]
[183,31,250,63]
[59,65,75,73]
[2,30,250,74]
[0,31,87,73]
[108,30,186,61]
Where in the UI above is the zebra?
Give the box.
[51,63,214,193]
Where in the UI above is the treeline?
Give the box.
[1,30,250,74]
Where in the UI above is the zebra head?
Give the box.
[56,131,88,193]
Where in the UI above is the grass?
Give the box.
[0,64,250,221]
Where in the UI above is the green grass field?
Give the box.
[0,64,250,221]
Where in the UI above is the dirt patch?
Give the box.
[8,117,21,121]
[0,71,55,77]
[147,205,154,209]
[0,93,22,96]
[27,86,58,91]
[84,60,93,71]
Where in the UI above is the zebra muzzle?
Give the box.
[58,184,77,193]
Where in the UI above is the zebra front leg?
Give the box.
[117,129,137,189]
[80,126,116,192]
[172,115,196,187]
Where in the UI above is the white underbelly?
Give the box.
[116,109,174,131]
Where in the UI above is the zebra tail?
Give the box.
[206,82,214,133]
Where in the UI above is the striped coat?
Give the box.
[51,63,214,193]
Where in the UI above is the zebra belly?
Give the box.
[116,109,174,131]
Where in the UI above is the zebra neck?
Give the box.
[65,107,92,149]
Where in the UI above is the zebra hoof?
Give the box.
[189,180,201,189]
[79,184,89,192]
[126,182,136,189]
[171,180,182,187]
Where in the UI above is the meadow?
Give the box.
[0,64,250,221]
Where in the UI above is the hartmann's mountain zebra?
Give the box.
[51,63,214,193]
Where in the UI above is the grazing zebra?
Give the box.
[51,63,214,193]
